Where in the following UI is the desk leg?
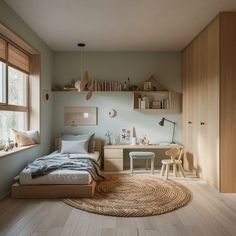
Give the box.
[151,159,154,174]
[130,157,133,173]
[145,159,149,170]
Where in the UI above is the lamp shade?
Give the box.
[159,118,165,126]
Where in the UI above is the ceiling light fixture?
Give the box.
[75,43,89,92]
[75,43,94,100]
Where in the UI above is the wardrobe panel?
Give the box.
[220,13,236,192]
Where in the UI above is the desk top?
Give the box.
[104,144,183,149]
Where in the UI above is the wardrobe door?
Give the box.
[206,17,220,188]
[191,35,202,177]
[197,29,208,180]
[182,44,194,171]
[220,13,236,192]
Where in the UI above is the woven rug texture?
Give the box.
[63,174,191,217]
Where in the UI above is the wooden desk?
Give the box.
[104,144,182,171]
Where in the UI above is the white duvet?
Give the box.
[19,151,100,185]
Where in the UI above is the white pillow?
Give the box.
[60,140,89,154]
[12,129,40,144]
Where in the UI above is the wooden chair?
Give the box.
[160,147,185,179]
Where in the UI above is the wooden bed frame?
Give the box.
[11,138,102,199]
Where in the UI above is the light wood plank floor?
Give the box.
[0,177,236,236]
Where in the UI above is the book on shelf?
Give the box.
[94,80,123,91]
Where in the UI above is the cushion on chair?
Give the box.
[129,152,155,159]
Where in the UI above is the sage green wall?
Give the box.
[53,52,182,144]
[0,1,53,198]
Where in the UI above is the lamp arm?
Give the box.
[164,118,176,125]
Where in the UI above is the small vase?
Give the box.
[107,137,112,145]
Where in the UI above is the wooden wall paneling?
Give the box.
[191,36,201,178]
[182,13,236,192]
[182,16,219,184]
[197,28,208,181]
[182,45,195,171]
[219,13,236,192]
[182,48,188,169]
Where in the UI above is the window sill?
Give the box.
[0,144,40,158]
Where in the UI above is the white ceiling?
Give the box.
[4,0,236,51]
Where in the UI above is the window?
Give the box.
[0,37,30,144]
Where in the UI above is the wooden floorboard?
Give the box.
[0,178,236,236]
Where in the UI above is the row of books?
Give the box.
[138,98,170,109]
[92,80,127,91]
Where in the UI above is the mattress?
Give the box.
[19,151,100,185]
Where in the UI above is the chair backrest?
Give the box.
[166,147,184,163]
[178,148,184,161]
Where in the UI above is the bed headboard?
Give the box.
[54,137,102,153]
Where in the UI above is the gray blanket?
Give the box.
[26,154,105,182]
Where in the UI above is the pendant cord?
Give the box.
[80,48,83,80]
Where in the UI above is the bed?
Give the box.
[11,138,102,198]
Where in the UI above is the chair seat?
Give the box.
[129,152,155,159]
[161,159,182,164]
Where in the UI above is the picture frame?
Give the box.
[64,106,97,126]
[119,127,133,144]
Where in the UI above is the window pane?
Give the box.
[8,66,27,106]
[0,111,27,143]
[0,61,6,103]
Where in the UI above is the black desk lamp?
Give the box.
[159,117,176,144]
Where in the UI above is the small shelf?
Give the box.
[133,91,171,110]
[52,89,172,112]
[51,89,134,93]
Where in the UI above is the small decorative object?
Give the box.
[42,89,50,103]
[108,109,116,118]
[71,78,75,88]
[105,130,113,145]
[112,137,117,145]
[139,135,149,145]
[151,100,162,109]
[0,139,5,150]
[64,106,97,126]
[136,76,167,91]
[139,95,150,109]
[8,138,14,150]
[120,127,133,144]
[143,81,152,91]
[127,77,130,90]
[123,81,127,91]
[52,84,63,91]
[130,85,138,91]
[75,80,81,91]
[131,137,137,145]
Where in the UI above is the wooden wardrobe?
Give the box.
[182,12,236,193]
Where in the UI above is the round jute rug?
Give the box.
[63,174,191,217]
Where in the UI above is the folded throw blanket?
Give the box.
[26,155,105,182]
